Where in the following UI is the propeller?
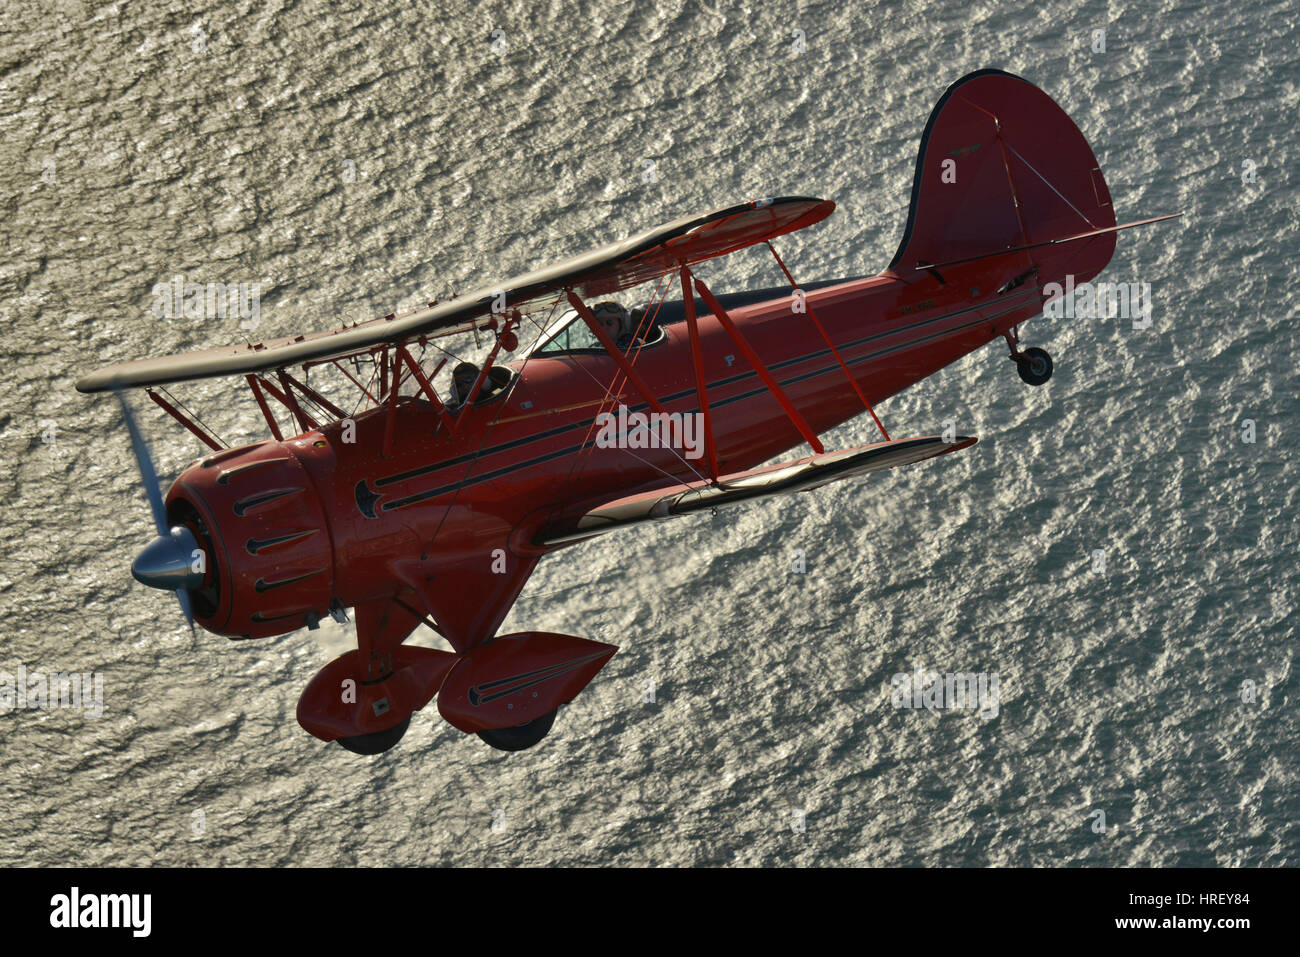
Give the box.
[114,390,203,633]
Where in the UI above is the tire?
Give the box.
[1015,347,1053,386]
[476,708,558,752]
[335,715,411,755]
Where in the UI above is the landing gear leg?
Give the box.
[334,650,410,755]
[1004,327,1053,386]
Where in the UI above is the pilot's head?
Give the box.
[592,301,628,341]
[452,361,479,401]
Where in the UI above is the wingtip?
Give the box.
[76,370,126,395]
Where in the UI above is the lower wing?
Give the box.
[535,435,977,546]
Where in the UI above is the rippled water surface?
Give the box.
[0,0,1295,865]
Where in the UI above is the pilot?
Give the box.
[449,361,482,408]
[448,361,508,411]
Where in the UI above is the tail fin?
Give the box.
[888,69,1117,284]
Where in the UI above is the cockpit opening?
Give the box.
[531,303,666,357]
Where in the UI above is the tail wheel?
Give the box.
[335,715,411,755]
[477,708,558,752]
[1015,346,1053,386]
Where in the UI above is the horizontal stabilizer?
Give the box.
[915,214,1182,272]
[536,435,977,546]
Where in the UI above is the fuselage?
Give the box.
[166,239,1108,642]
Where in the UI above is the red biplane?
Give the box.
[78,70,1177,754]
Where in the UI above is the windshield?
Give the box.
[530,309,605,356]
[530,307,666,358]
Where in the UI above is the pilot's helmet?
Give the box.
[591,301,628,339]
[451,361,479,402]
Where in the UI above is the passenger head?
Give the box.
[592,301,628,342]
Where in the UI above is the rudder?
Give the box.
[887,69,1117,284]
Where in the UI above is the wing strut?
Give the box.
[245,374,284,440]
[382,347,401,457]
[766,241,890,442]
[252,373,318,433]
[450,313,518,437]
[272,372,319,433]
[686,268,824,455]
[397,345,455,433]
[279,369,348,422]
[145,387,225,452]
[568,291,667,415]
[328,358,378,405]
[678,265,720,482]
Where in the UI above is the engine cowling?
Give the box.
[166,437,335,639]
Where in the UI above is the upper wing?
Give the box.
[535,436,977,546]
[76,196,834,394]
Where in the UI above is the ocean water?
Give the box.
[0,0,1294,865]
